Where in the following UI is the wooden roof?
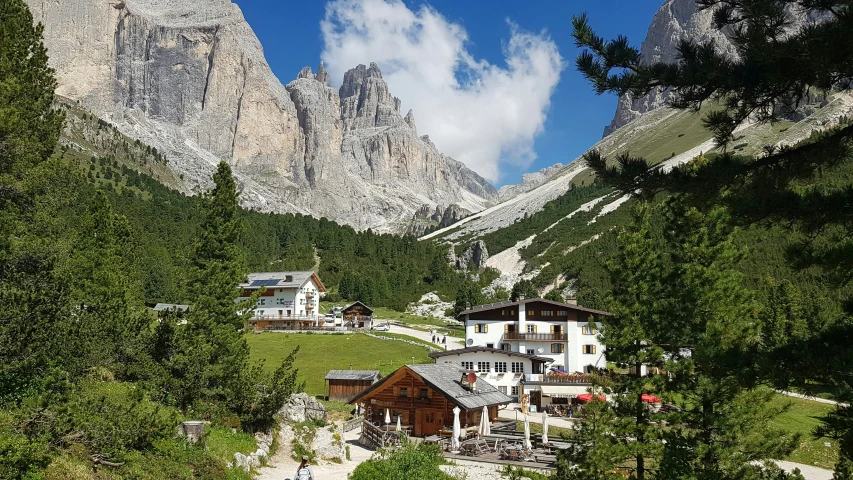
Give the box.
[349,364,512,410]
[429,346,553,363]
[324,370,380,381]
[341,301,373,315]
[459,298,611,316]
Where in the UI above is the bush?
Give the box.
[0,430,51,480]
[350,438,456,480]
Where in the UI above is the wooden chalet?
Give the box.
[349,364,512,438]
[341,301,373,329]
[325,370,380,402]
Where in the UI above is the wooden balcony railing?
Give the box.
[504,332,568,341]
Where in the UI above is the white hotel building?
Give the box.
[444,298,609,408]
[237,271,326,330]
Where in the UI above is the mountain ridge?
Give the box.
[28,0,496,233]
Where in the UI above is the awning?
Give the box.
[538,385,590,398]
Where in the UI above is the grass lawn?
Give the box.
[770,394,838,469]
[245,332,433,396]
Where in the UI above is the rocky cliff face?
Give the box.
[28,0,496,232]
[603,0,826,137]
[405,203,471,237]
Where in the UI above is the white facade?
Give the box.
[462,299,607,373]
[430,347,551,402]
[237,272,324,319]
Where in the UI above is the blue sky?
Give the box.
[233,0,663,187]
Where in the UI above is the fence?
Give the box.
[343,415,363,433]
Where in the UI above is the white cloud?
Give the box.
[320,0,564,183]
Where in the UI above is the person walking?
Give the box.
[295,455,314,480]
[442,335,446,345]
[567,405,573,418]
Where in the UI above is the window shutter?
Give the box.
[484,324,488,333]
[533,325,538,333]
[393,386,399,396]
[504,324,509,333]
[550,325,555,334]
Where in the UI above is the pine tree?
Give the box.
[600,199,798,479]
[510,279,537,302]
[555,377,630,480]
[573,3,853,472]
[164,161,254,410]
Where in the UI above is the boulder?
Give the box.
[311,426,345,461]
[279,392,327,423]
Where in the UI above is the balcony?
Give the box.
[306,302,315,310]
[504,332,567,341]
[306,291,315,299]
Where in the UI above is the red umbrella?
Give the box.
[577,393,606,403]
[641,393,662,403]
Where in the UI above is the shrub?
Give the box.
[350,438,456,480]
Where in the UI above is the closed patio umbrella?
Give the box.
[478,406,490,437]
[385,408,391,425]
[452,406,461,452]
[396,415,402,432]
[523,414,532,450]
[541,411,549,445]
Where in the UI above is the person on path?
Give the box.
[295,455,314,480]
[432,335,436,343]
[442,336,446,345]
[567,405,573,418]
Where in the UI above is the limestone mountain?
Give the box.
[602,0,829,137]
[27,0,496,232]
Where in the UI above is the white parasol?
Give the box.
[541,411,549,445]
[396,415,402,432]
[523,414,532,450]
[478,406,491,437]
[385,408,391,425]
[451,405,461,451]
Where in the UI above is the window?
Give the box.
[477,361,490,372]
[425,412,435,423]
[527,349,535,355]
[551,343,565,353]
[582,325,598,335]
[511,362,524,373]
[528,310,535,316]
[495,362,507,373]
[511,386,519,396]
[259,299,266,305]
[399,387,408,398]
[486,343,494,349]
[498,386,508,394]
[500,343,511,352]
[583,345,597,354]
[419,388,429,399]
[475,324,488,333]
[461,361,474,370]
[557,311,568,316]
[542,310,553,317]
[526,325,538,333]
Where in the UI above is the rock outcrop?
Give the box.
[497,163,566,202]
[27,0,497,232]
[278,393,326,423]
[603,0,828,137]
[455,240,489,272]
[406,203,470,237]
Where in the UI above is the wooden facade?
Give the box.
[349,365,508,437]
[342,301,373,328]
[325,370,381,402]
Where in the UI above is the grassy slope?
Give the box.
[770,395,838,469]
[245,333,433,395]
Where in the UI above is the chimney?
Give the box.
[518,294,525,301]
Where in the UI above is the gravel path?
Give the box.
[256,429,372,480]
[384,323,465,350]
[776,390,848,407]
